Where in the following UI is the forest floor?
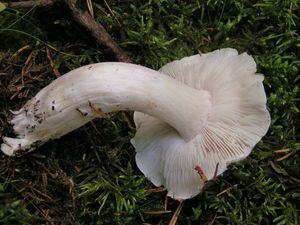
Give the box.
[0,1,299,225]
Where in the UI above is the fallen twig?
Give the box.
[168,200,184,225]
[63,0,132,63]
[216,184,238,197]
[207,213,217,225]
[143,210,173,215]
[5,0,132,63]
[86,0,94,18]
[46,49,61,77]
[274,148,294,161]
[4,0,58,8]
[147,187,166,193]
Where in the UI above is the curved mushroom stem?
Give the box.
[1,62,211,156]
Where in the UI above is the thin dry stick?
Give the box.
[168,200,185,225]
[147,187,166,193]
[103,0,121,26]
[274,148,294,161]
[276,152,293,161]
[143,210,172,215]
[46,49,61,77]
[207,213,217,225]
[21,50,33,85]
[64,0,132,63]
[6,0,132,63]
[216,184,238,197]
[164,194,168,211]
[4,0,57,8]
[10,45,31,60]
[274,148,291,153]
[86,0,94,18]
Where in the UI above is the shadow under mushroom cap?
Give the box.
[132,48,271,200]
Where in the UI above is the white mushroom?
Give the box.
[1,48,270,200]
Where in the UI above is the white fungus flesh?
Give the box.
[1,63,211,155]
[132,48,270,199]
[1,48,270,200]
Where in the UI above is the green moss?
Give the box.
[0,0,299,224]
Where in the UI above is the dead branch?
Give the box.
[4,0,132,63]
[3,0,58,8]
[64,0,132,63]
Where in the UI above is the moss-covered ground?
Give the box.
[0,0,299,224]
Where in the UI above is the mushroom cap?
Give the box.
[131,48,271,199]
